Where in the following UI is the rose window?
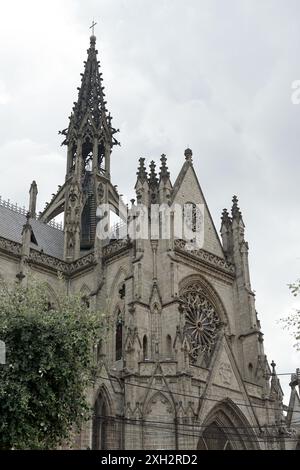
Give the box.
[180,284,220,361]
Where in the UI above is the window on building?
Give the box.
[92,395,108,450]
[115,319,123,361]
[166,335,172,358]
[143,335,148,360]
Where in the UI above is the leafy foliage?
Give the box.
[0,279,108,449]
[281,280,300,351]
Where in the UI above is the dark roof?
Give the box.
[0,205,64,259]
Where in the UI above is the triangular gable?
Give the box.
[172,161,224,258]
[198,335,260,428]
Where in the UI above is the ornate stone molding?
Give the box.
[174,239,235,275]
[0,236,22,256]
[102,238,132,259]
[29,249,96,275]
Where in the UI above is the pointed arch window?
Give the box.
[166,335,172,359]
[197,423,233,450]
[92,394,108,450]
[143,335,148,360]
[115,318,123,361]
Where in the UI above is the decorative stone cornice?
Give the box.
[174,239,235,275]
[0,236,22,256]
[102,238,132,259]
[0,236,96,276]
[29,249,97,275]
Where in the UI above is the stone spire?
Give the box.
[28,180,38,218]
[62,35,119,143]
[60,34,119,180]
[136,158,148,183]
[220,208,232,257]
[159,154,170,181]
[148,161,159,204]
[59,35,122,260]
[135,158,149,205]
[159,154,172,204]
[148,161,158,187]
[221,208,231,227]
[231,195,242,221]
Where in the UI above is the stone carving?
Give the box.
[174,239,235,274]
[102,238,131,258]
[219,362,233,386]
[0,237,22,256]
[180,283,220,362]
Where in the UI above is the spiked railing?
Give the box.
[0,196,63,231]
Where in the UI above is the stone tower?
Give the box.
[39,34,120,261]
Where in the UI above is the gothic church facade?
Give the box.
[0,34,299,450]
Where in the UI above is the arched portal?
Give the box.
[197,423,233,450]
[197,400,258,450]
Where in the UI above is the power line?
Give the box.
[96,374,300,416]
[94,414,300,445]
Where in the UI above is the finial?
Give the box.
[231,195,242,219]
[271,360,276,375]
[184,148,193,162]
[160,154,170,180]
[149,160,158,187]
[221,208,231,226]
[137,157,148,182]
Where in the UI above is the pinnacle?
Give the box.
[159,154,170,180]
[148,161,158,186]
[231,195,242,219]
[221,208,231,226]
[137,157,148,182]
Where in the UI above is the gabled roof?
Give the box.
[0,205,64,259]
[172,159,225,258]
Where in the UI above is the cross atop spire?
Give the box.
[90,20,97,36]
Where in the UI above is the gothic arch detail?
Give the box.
[143,392,176,450]
[198,399,258,450]
[43,283,60,310]
[92,387,112,450]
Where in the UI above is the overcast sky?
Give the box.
[0,0,299,398]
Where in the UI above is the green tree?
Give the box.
[282,280,300,350]
[0,279,107,449]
